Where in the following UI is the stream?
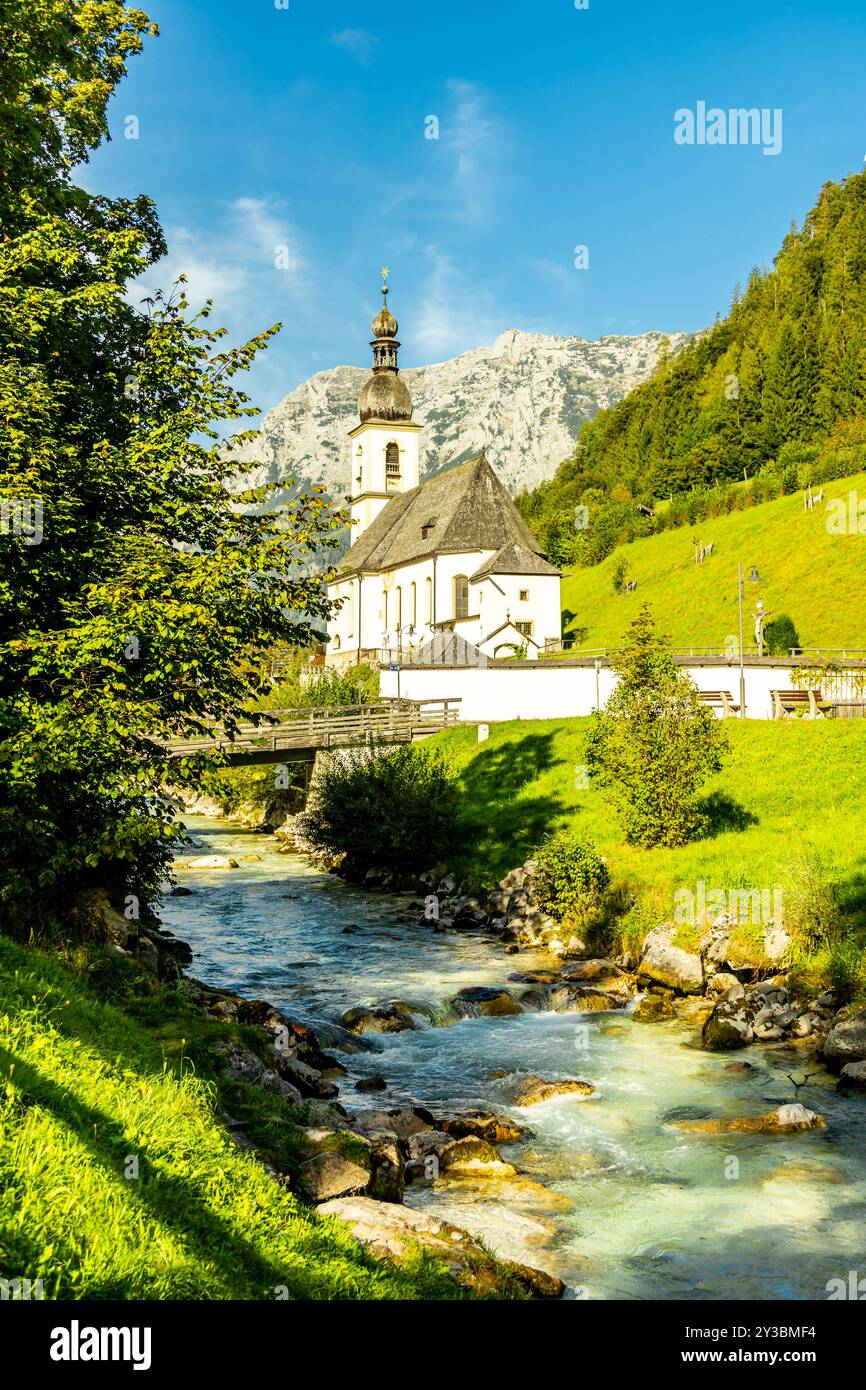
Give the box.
[163,816,866,1301]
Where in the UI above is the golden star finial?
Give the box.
[381,266,390,284]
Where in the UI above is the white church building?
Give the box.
[326,277,562,667]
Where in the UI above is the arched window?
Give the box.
[425,577,433,623]
[385,442,400,486]
[454,574,469,620]
[410,581,417,626]
[395,585,402,630]
[382,589,388,631]
[332,635,341,652]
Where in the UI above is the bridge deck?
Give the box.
[163,699,461,765]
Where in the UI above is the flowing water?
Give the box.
[163,817,866,1301]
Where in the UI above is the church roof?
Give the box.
[471,542,560,580]
[337,454,547,576]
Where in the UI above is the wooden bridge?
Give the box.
[163,698,461,766]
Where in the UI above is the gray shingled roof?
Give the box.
[471,542,560,580]
[338,455,547,576]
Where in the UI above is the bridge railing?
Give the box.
[164,699,461,758]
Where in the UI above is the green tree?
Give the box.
[0,2,343,919]
[584,607,728,846]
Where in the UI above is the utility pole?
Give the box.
[738,562,746,718]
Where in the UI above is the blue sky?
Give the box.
[87,0,866,418]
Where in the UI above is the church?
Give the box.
[325,275,562,667]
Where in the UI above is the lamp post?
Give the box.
[737,563,762,718]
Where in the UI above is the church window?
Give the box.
[454,575,469,620]
[410,581,417,626]
[519,589,529,602]
[425,577,433,622]
[515,620,534,637]
[332,635,341,652]
[382,590,388,629]
[395,586,402,629]
[385,442,400,486]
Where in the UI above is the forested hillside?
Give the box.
[519,171,866,565]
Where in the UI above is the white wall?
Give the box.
[379,658,806,721]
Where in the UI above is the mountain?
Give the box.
[519,170,866,566]
[230,327,690,500]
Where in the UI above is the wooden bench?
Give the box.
[771,688,832,719]
[698,690,741,718]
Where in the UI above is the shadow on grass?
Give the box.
[0,1044,338,1300]
[696,791,759,838]
[455,732,565,881]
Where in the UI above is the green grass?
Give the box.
[560,470,866,651]
[431,717,866,985]
[0,937,468,1300]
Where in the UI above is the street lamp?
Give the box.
[737,563,762,718]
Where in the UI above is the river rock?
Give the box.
[839,1061,866,1090]
[318,1196,561,1298]
[436,1110,528,1143]
[366,1136,405,1202]
[821,1008,866,1069]
[638,924,703,994]
[351,1106,435,1141]
[633,993,677,1023]
[706,972,741,997]
[214,1040,303,1105]
[702,1003,754,1051]
[508,1074,595,1106]
[670,1104,826,1136]
[406,1132,517,1180]
[340,1003,420,1034]
[356,1075,387,1092]
[559,958,624,983]
[302,1152,370,1202]
[452,986,523,1018]
[182,854,240,870]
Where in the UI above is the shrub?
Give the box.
[585,606,728,846]
[762,612,800,655]
[300,744,460,875]
[534,830,611,931]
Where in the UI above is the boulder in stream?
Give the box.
[669,1104,826,1136]
[637,924,703,995]
[451,986,523,1018]
[340,1002,420,1034]
[318,1196,563,1298]
[507,1074,595,1107]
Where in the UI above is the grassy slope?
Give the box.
[432,717,866,947]
[560,471,866,650]
[0,937,464,1301]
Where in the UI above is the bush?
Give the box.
[585,606,728,846]
[300,744,460,875]
[534,831,611,931]
[762,612,800,655]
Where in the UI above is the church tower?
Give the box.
[348,270,421,540]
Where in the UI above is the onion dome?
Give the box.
[357,270,413,423]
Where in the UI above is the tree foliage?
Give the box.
[519,172,866,561]
[584,608,728,847]
[301,745,460,876]
[0,2,343,916]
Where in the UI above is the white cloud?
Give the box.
[129,197,307,316]
[412,247,501,358]
[445,79,505,223]
[329,29,379,63]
